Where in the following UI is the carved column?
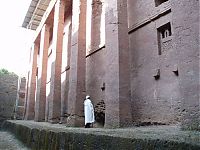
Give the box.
[35,24,50,121]
[24,44,39,120]
[67,0,87,126]
[48,0,65,123]
[104,0,132,128]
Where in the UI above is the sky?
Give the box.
[0,0,35,76]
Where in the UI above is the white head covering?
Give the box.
[86,95,90,99]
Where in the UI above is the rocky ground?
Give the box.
[0,131,29,150]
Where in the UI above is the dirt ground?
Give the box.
[0,131,29,150]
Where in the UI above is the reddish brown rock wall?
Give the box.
[24,0,199,130]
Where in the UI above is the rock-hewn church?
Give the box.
[21,0,199,130]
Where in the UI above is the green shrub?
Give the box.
[0,68,17,76]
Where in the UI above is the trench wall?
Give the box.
[2,120,200,150]
[0,74,18,126]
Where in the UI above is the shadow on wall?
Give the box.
[94,100,105,127]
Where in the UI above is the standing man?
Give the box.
[84,95,95,128]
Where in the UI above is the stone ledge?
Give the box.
[1,120,200,150]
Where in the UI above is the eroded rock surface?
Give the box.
[0,131,29,150]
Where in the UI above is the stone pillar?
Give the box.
[15,77,26,120]
[61,23,72,123]
[67,0,86,127]
[172,1,199,130]
[48,0,65,123]
[23,70,29,119]
[35,24,50,121]
[24,44,39,120]
[104,0,132,128]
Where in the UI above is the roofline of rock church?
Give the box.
[22,0,50,30]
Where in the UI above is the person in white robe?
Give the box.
[84,95,95,128]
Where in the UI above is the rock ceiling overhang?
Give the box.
[22,0,51,30]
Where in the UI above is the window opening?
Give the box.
[157,22,172,55]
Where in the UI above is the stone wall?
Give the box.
[2,120,200,150]
[171,0,199,130]
[0,73,18,126]
[128,0,177,125]
[127,0,199,130]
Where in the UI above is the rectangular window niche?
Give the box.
[157,22,172,55]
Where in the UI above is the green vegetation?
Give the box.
[0,68,17,76]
